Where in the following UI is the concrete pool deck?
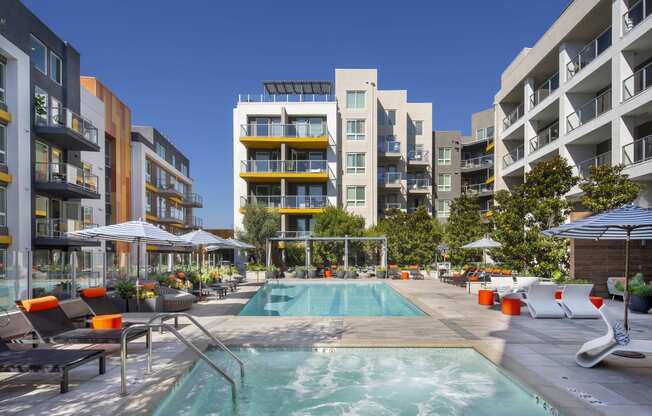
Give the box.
[0,279,651,415]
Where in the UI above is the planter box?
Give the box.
[629,295,652,314]
[295,271,306,279]
[337,271,347,279]
[307,270,318,279]
[285,272,297,279]
[346,272,357,279]
[376,271,386,279]
[246,271,260,281]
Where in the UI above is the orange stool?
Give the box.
[91,314,123,329]
[590,296,603,309]
[478,289,494,306]
[401,271,410,280]
[501,296,521,316]
[324,270,332,278]
[554,290,562,300]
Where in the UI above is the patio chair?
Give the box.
[607,277,625,300]
[489,276,515,299]
[515,276,539,293]
[576,307,652,368]
[522,284,565,318]
[0,338,106,393]
[15,296,150,347]
[560,284,600,319]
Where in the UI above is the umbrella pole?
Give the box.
[136,237,141,313]
[625,230,631,331]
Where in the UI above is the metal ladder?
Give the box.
[120,312,244,402]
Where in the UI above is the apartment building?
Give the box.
[233,69,433,236]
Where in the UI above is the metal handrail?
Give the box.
[407,149,430,162]
[623,61,652,101]
[566,27,611,80]
[240,159,328,173]
[623,0,651,34]
[530,72,559,108]
[240,195,329,209]
[240,122,327,137]
[623,134,652,166]
[35,218,98,238]
[529,122,560,153]
[34,162,99,193]
[384,202,402,210]
[238,93,334,103]
[576,151,611,178]
[378,172,403,185]
[460,154,494,169]
[463,183,493,195]
[503,145,524,168]
[502,102,524,130]
[120,323,238,403]
[407,178,431,189]
[566,89,611,132]
[34,106,98,145]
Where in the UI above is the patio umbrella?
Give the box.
[462,236,502,264]
[67,220,189,309]
[543,204,652,330]
[180,230,230,296]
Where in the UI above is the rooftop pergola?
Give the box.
[266,235,388,269]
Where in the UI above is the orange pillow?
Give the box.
[21,296,59,312]
[142,282,156,290]
[91,314,123,329]
[81,287,107,298]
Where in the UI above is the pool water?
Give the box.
[154,348,555,416]
[238,282,425,316]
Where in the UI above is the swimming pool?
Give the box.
[154,348,556,415]
[238,282,425,316]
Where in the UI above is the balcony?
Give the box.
[503,145,525,168]
[156,208,185,226]
[185,216,203,230]
[239,123,329,149]
[383,202,403,211]
[463,183,493,197]
[407,149,430,165]
[406,177,431,192]
[576,151,612,178]
[502,103,524,130]
[566,89,611,133]
[529,122,560,153]
[623,61,652,101]
[623,0,652,34]
[460,154,493,171]
[623,134,652,166]
[378,140,401,157]
[566,27,612,80]
[276,230,313,239]
[155,180,184,199]
[240,195,330,214]
[34,218,99,247]
[34,162,100,199]
[530,72,559,109]
[378,172,403,188]
[240,159,329,182]
[34,107,100,152]
[181,192,203,208]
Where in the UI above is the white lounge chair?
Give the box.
[490,276,514,299]
[576,307,652,368]
[522,284,564,318]
[515,276,539,293]
[560,284,600,319]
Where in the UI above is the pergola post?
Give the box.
[266,239,272,268]
[344,235,349,269]
[305,239,311,268]
[382,237,388,269]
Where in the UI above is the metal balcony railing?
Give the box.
[183,193,203,206]
[503,145,524,168]
[529,122,560,153]
[566,89,611,132]
[623,0,652,34]
[407,149,430,162]
[576,151,612,178]
[240,160,328,174]
[623,134,652,166]
[623,61,652,101]
[407,178,431,189]
[34,162,99,193]
[378,140,401,154]
[530,72,559,108]
[157,208,184,222]
[383,202,403,210]
[503,103,524,130]
[35,218,98,239]
[155,180,184,195]
[378,172,403,185]
[238,94,334,103]
[463,183,493,195]
[240,195,329,209]
[240,123,327,138]
[567,27,612,80]
[34,106,98,145]
[276,230,313,238]
[460,154,494,169]
[186,216,203,228]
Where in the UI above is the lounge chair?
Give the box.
[515,276,539,293]
[16,296,150,347]
[490,276,515,299]
[576,307,652,368]
[560,284,600,319]
[155,286,196,312]
[607,277,625,300]
[79,288,177,327]
[0,338,106,393]
[522,284,565,318]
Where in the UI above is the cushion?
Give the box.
[613,321,630,346]
[81,287,107,298]
[20,296,59,312]
[91,314,123,329]
[142,282,156,290]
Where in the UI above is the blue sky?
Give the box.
[23,0,569,228]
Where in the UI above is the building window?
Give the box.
[386,110,396,126]
[438,148,452,165]
[346,120,365,141]
[0,61,5,104]
[346,91,365,109]
[180,162,188,177]
[0,186,5,226]
[414,120,423,135]
[0,248,5,280]
[82,206,93,226]
[486,126,495,138]
[437,200,451,218]
[156,142,166,160]
[171,154,176,168]
[30,35,47,74]
[346,186,365,207]
[476,128,485,140]
[0,124,5,165]
[145,159,152,183]
[437,174,452,192]
[146,190,153,214]
[346,153,365,174]
[49,52,62,85]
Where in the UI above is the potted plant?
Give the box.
[115,280,136,312]
[138,288,161,312]
[295,266,305,279]
[376,266,386,279]
[265,265,278,280]
[346,267,357,279]
[307,266,318,279]
[617,274,652,314]
[285,268,297,279]
[336,266,347,279]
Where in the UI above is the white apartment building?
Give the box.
[233,69,433,236]
[495,0,652,205]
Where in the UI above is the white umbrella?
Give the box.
[226,238,255,249]
[180,230,230,296]
[462,237,502,265]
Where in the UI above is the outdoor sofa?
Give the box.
[155,286,196,312]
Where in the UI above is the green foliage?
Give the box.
[445,194,487,266]
[284,243,305,267]
[374,206,443,266]
[491,155,577,279]
[580,164,641,213]
[617,273,652,296]
[115,280,136,300]
[313,207,365,264]
[237,203,281,264]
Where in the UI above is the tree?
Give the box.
[580,164,641,213]
[375,206,443,265]
[445,194,488,266]
[313,207,366,265]
[236,204,280,264]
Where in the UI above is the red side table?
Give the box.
[501,296,521,316]
[554,290,562,300]
[478,289,494,306]
[590,296,603,309]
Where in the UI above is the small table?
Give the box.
[590,296,604,309]
[401,271,410,280]
[478,289,494,306]
[501,296,521,316]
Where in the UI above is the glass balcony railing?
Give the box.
[623,61,652,101]
[407,178,431,189]
[35,218,98,239]
[407,149,430,162]
[276,230,313,238]
[240,160,328,174]
[34,162,99,193]
[623,0,652,34]
[186,216,203,228]
[566,89,611,132]
[240,195,329,209]
[240,123,327,138]
[378,172,403,185]
[155,180,184,196]
[623,134,652,166]
[576,151,612,178]
[529,122,560,153]
[530,72,560,108]
[503,103,524,130]
[567,27,612,80]
[460,154,494,169]
[34,106,98,145]
[157,207,184,222]
[182,192,203,206]
[463,183,493,195]
[503,145,524,168]
[383,202,403,210]
[378,141,401,154]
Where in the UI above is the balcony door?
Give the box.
[252,117,280,137]
[35,141,49,182]
[292,117,323,137]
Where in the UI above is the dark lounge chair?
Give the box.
[0,338,106,393]
[16,296,150,348]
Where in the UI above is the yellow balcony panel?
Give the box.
[146,244,158,251]
[0,235,12,246]
[0,109,12,124]
[485,175,495,184]
[239,171,328,182]
[145,214,159,222]
[0,171,12,185]
[486,142,495,152]
[279,207,325,215]
[35,209,47,218]
[239,135,329,150]
[145,182,158,193]
[168,196,183,205]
